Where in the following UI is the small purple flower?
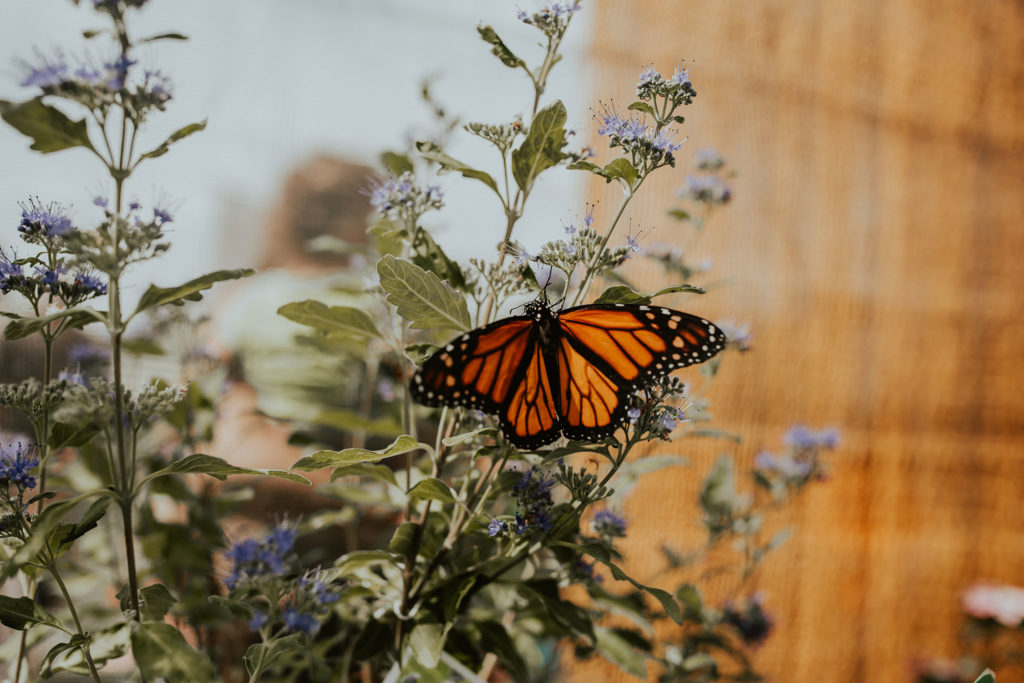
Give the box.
[0,443,39,491]
[784,425,840,450]
[593,509,627,537]
[583,205,595,228]
[694,147,725,171]
[93,196,108,209]
[563,220,576,235]
[248,610,268,631]
[624,233,642,257]
[68,344,108,364]
[75,272,107,296]
[376,378,397,402]
[715,320,752,352]
[487,518,507,537]
[283,607,319,637]
[19,52,69,89]
[652,129,683,153]
[627,406,642,425]
[670,61,692,86]
[224,523,297,589]
[152,206,174,225]
[683,174,732,204]
[564,242,577,257]
[638,64,661,86]
[58,370,88,387]
[511,467,556,535]
[103,53,136,90]
[128,200,141,212]
[19,199,75,239]
[512,247,533,266]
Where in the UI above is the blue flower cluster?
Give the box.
[784,424,840,450]
[754,424,840,490]
[366,172,443,218]
[18,199,75,241]
[224,524,298,590]
[592,509,627,538]
[634,61,696,106]
[512,467,556,534]
[0,442,39,491]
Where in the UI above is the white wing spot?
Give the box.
[639,305,650,311]
[660,308,669,314]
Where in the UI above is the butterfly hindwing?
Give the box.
[499,340,562,449]
[556,304,726,437]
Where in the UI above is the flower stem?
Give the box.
[572,187,637,306]
[48,562,102,683]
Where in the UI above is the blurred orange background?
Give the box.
[573,1,1024,680]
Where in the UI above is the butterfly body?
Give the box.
[411,300,725,449]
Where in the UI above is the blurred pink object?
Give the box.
[962,583,1024,627]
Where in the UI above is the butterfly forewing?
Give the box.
[411,316,535,413]
[556,335,624,441]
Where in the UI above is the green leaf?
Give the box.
[41,623,131,677]
[309,409,404,436]
[975,670,996,683]
[626,101,658,118]
[377,255,471,332]
[138,453,310,491]
[411,228,468,292]
[208,595,254,619]
[47,420,100,450]
[137,119,206,161]
[511,101,568,194]
[130,622,215,683]
[667,208,690,221]
[594,625,647,677]
[682,653,716,671]
[244,634,306,676]
[594,283,706,305]
[0,98,95,154]
[700,455,735,517]
[676,583,703,619]
[139,584,177,622]
[59,496,112,548]
[442,427,496,446]
[368,217,405,257]
[602,157,639,188]
[292,435,423,471]
[523,579,595,641]
[381,151,414,176]
[475,621,528,682]
[477,25,525,68]
[404,343,439,365]
[603,561,682,625]
[4,307,103,340]
[133,268,254,316]
[415,141,499,196]
[407,477,456,504]
[139,31,189,43]
[0,595,66,631]
[408,619,445,668]
[330,549,399,578]
[278,300,381,339]
[330,462,399,487]
[388,521,417,556]
[121,338,165,355]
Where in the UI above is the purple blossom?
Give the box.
[68,344,109,364]
[658,406,688,434]
[583,205,595,228]
[563,220,576,235]
[592,509,627,537]
[18,52,69,89]
[248,610,268,631]
[223,523,297,590]
[624,233,642,257]
[0,443,39,491]
[283,607,319,638]
[694,147,725,170]
[715,320,752,352]
[784,425,840,450]
[670,61,692,86]
[652,129,683,153]
[564,242,577,256]
[487,518,507,537]
[638,64,661,86]
[683,174,732,204]
[19,199,75,239]
[152,205,174,225]
[512,467,556,534]
[627,406,642,425]
[75,272,107,295]
[103,53,136,90]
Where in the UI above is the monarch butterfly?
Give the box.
[411,299,725,449]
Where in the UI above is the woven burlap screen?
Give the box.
[569,1,1024,680]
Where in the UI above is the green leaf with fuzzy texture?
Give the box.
[59,496,112,548]
[594,625,648,677]
[626,101,658,118]
[594,284,705,305]
[512,101,568,194]
[416,141,499,196]
[138,453,310,491]
[409,619,445,669]
[0,98,95,153]
[310,409,403,436]
[278,300,380,339]
[381,151,414,176]
[477,25,525,68]
[137,119,206,161]
[411,227,468,292]
[330,462,398,487]
[408,477,456,503]
[0,595,66,631]
[133,268,253,316]
[130,622,215,682]
[244,634,305,677]
[377,255,470,332]
[42,624,131,677]
[602,157,639,187]
[3,307,104,340]
[292,434,423,471]
[368,217,405,257]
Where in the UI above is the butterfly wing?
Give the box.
[555,303,726,440]
[411,316,562,448]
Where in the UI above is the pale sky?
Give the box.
[0,0,594,299]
